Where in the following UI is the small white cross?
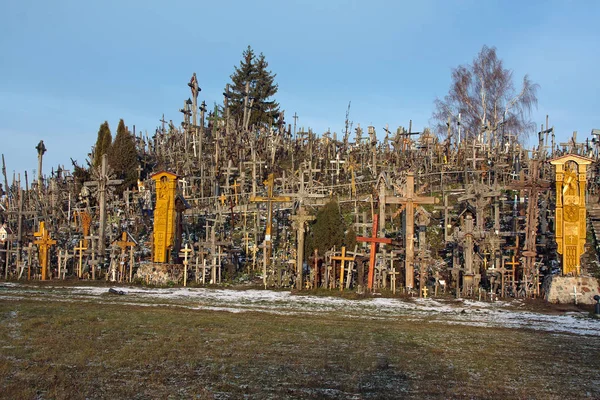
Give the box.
[572,286,582,305]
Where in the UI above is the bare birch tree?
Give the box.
[432,45,539,144]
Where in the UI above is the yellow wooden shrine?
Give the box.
[151,171,178,263]
[549,154,593,275]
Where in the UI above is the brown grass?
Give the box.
[0,295,598,399]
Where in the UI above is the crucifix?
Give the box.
[250,173,292,287]
[34,221,56,280]
[290,206,315,290]
[356,214,392,291]
[83,154,123,256]
[35,140,46,192]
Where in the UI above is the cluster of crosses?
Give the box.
[1,73,599,300]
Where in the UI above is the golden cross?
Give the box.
[33,221,57,280]
[73,240,88,278]
[231,180,241,204]
[330,246,355,291]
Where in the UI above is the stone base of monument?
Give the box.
[544,275,600,305]
[135,262,184,286]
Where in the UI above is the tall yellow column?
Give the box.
[549,155,593,275]
[151,171,178,263]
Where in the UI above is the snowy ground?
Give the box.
[1,282,599,337]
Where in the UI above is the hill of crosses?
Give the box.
[1,69,600,306]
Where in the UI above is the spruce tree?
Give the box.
[92,121,112,168]
[252,53,280,127]
[108,119,138,191]
[227,46,279,129]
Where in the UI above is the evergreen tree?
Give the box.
[252,53,280,127]
[227,46,279,129]
[306,200,346,256]
[92,121,112,168]
[108,119,138,191]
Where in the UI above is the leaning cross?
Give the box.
[330,246,355,291]
[356,214,392,291]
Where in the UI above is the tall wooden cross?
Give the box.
[290,206,315,290]
[33,221,56,280]
[330,246,355,291]
[356,214,392,290]
[383,172,438,289]
[250,173,292,287]
[179,243,193,287]
[83,154,123,255]
[74,240,87,278]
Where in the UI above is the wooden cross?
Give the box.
[74,240,87,278]
[83,154,123,255]
[33,221,56,280]
[290,206,316,290]
[179,243,193,287]
[356,214,392,291]
[383,172,437,289]
[231,179,241,205]
[330,246,355,291]
[250,173,292,287]
[115,232,135,283]
[422,286,429,298]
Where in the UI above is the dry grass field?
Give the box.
[1,282,599,399]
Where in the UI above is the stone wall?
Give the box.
[544,275,600,305]
[135,262,183,286]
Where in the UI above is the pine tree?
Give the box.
[92,121,112,168]
[108,119,138,191]
[227,46,279,129]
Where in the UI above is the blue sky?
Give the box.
[1,0,599,177]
